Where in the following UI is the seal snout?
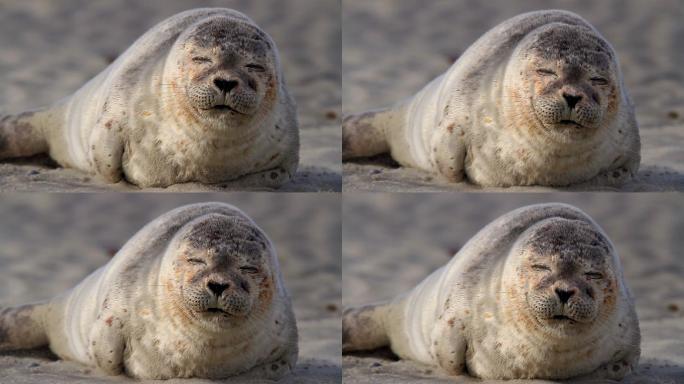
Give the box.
[208,281,230,296]
[554,287,577,303]
[562,91,582,110]
[213,78,239,94]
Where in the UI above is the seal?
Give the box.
[343,10,639,187]
[0,8,299,188]
[343,203,640,380]
[0,202,298,380]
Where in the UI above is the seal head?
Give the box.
[170,16,278,127]
[161,213,276,331]
[504,218,618,339]
[508,23,620,143]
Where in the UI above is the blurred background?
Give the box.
[0,0,341,191]
[0,193,341,383]
[342,0,684,192]
[343,193,684,383]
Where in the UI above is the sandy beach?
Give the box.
[0,0,341,192]
[0,194,341,383]
[342,193,684,383]
[342,0,684,192]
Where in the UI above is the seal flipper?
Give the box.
[343,101,409,160]
[342,302,391,352]
[0,303,49,352]
[0,110,48,159]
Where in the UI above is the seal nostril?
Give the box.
[208,282,229,296]
[555,288,575,303]
[563,93,582,109]
[214,78,238,93]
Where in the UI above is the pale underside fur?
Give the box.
[0,8,299,188]
[343,203,640,380]
[342,10,640,187]
[0,203,298,380]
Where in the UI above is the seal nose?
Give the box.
[555,288,576,304]
[563,93,582,109]
[214,78,238,94]
[208,281,230,296]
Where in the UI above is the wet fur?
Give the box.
[343,203,640,380]
[0,9,299,188]
[0,203,297,380]
[343,10,639,187]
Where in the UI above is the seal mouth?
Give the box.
[557,120,584,128]
[207,104,249,115]
[205,307,230,315]
[552,315,573,321]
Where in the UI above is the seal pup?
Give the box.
[0,9,299,188]
[343,10,639,187]
[343,203,640,380]
[0,202,298,380]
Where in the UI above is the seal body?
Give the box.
[343,10,639,187]
[0,9,299,188]
[0,203,298,380]
[343,203,640,380]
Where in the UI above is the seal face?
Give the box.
[171,215,274,325]
[509,220,617,337]
[342,10,640,188]
[343,204,640,381]
[179,18,275,121]
[521,25,617,143]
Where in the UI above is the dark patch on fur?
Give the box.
[526,219,610,261]
[530,25,613,71]
[184,215,268,256]
[188,18,271,57]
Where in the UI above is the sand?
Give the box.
[0,194,341,383]
[342,0,684,192]
[342,193,684,383]
[0,0,341,192]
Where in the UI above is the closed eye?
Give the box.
[585,272,603,279]
[536,69,557,77]
[531,264,551,272]
[187,258,207,265]
[590,77,609,85]
[245,63,266,72]
[240,266,260,274]
[192,56,212,64]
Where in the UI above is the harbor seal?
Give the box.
[0,8,299,188]
[0,202,298,380]
[343,203,640,380]
[343,10,640,187]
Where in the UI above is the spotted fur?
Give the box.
[0,9,299,188]
[343,203,640,380]
[0,203,297,380]
[343,10,639,187]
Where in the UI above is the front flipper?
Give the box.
[430,313,467,376]
[235,350,297,381]
[431,121,467,183]
[88,117,125,183]
[573,358,636,381]
[88,311,126,375]
[224,166,294,189]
